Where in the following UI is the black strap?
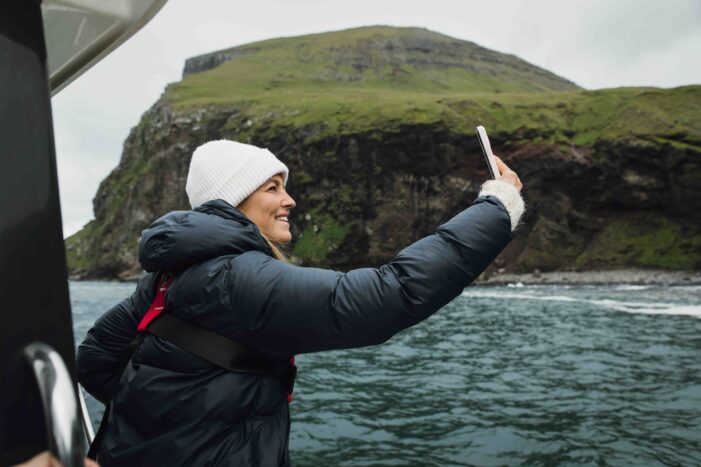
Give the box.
[148,313,296,391]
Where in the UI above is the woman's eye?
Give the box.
[267,185,277,192]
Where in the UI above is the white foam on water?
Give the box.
[613,285,651,291]
[461,290,701,318]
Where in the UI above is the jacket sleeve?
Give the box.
[228,195,513,357]
[76,274,157,404]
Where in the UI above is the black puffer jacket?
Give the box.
[77,196,513,466]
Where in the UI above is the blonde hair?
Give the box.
[260,232,290,263]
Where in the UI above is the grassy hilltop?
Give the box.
[65,26,701,279]
[168,26,698,150]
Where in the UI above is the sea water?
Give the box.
[70,281,701,466]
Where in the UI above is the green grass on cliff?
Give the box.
[65,221,98,274]
[167,77,701,151]
[574,215,701,270]
[163,27,700,149]
[292,212,349,261]
[168,84,701,151]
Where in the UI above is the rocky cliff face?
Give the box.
[65,27,701,280]
[65,99,701,280]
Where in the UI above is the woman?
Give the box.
[77,139,524,466]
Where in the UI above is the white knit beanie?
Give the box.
[186,140,289,209]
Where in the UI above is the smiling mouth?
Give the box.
[275,215,289,223]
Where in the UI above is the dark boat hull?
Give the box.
[0,2,77,464]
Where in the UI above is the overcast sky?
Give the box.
[52,0,701,237]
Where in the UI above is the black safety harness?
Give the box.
[87,273,297,460]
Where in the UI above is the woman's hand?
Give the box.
[494,155,523,193]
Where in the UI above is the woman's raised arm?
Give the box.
[228,194,513,357]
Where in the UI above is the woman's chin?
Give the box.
[271,230,292,244]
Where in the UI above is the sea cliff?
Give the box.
[65,26,701,280]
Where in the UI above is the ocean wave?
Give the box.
[461,290,701,318]
[613,284,651,291]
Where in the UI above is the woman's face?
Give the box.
[237,173,296,243]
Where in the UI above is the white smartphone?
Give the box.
[476,125,500,179]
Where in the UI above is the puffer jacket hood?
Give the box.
[138,199,272,273]
[77,193,514,466]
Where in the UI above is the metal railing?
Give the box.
[23,342,85,467]
[78,384,95,444]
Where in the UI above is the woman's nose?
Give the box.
[283,192,296,209]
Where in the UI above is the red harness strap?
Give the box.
[288,357,295,403]
[137,274,296,403]
[137,274,173,332]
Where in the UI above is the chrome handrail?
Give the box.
[78,384,95,443]
[23,342,85,467]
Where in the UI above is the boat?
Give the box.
[0,1,167,465]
